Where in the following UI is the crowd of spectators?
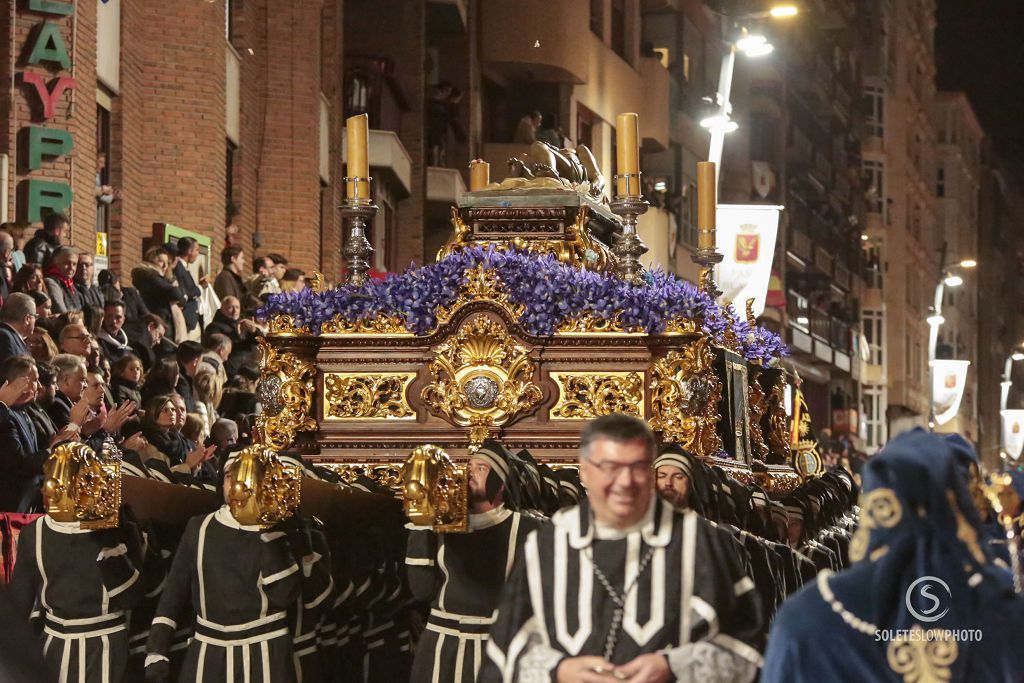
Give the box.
[0,213,304,511]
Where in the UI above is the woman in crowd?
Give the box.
[11,263,45,294]
[139,393,214,483]
[111,354,144,407]
[140,357,179,406]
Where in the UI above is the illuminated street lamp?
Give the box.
[927,256,977,428]
[769,5,800,18]
[706,6,797,181]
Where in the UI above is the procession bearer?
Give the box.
[144,455,322,682]
[405,440,545,682]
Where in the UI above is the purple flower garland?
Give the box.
[258,247,788,363]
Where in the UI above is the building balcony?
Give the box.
[342,129,413,198]
[481,0,589,83]
[860,359,886,385]
[426,166,467,205]
[787,223,814,263]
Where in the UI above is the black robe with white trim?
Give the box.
[478,497,765,682]
[9,515,147,683]
[405,505,545,683]
[144,506,303,682]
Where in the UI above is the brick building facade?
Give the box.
[0,0,346,279]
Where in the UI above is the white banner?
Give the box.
[715,204,782,318]
[1002,409,1024,460]
[930,359,970,426]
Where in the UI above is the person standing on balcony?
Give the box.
[536,113,566,148]
[513,111,541,144]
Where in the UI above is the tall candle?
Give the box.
[346,113,370,200]
[469,160,490,191]
[615,112,640,197]
[697,161,716,249]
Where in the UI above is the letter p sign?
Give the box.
[25,127,73,170]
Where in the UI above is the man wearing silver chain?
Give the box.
[479,413,765,683]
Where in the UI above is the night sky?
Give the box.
[935,0,1024,167]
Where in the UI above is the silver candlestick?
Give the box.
[341,176,376,286]
[691,245,724,300]
[609,173,650,286]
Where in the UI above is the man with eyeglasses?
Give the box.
[58,322,94,358]
[480,413,764,683]
[405,440,545,683]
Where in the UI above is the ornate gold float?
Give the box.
[254,150,810,513]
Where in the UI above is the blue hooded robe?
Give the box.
[762,428,1024,682]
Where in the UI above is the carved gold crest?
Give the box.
[421,314,542,449]
[256,338,318,451]
[648,337,723,457]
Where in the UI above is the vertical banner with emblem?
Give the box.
[930,359,970,426]
[1001,409,1024,460]
[715,204,782,317]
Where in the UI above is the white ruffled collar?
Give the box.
[469,504,512,531]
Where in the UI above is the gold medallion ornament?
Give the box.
[401,444,468,532]
[421,314,542,449]
[549,372,644,420]
[43,441,121,529]
[887,626,958,683]
[323,373,416,420]
[648,338,723,457]
[226,444,303,529]
[256,338,318,451]
[849,487,903,562]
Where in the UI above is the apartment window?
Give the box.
[610,0,626,59]
[577,103,598,151]
[936,166,945,197]
[95,103,112,234]
[863,309,885,366]
[590,0,603,39]
[863,159,885,213]
[862,386,886,449]
[864,85,884,137]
